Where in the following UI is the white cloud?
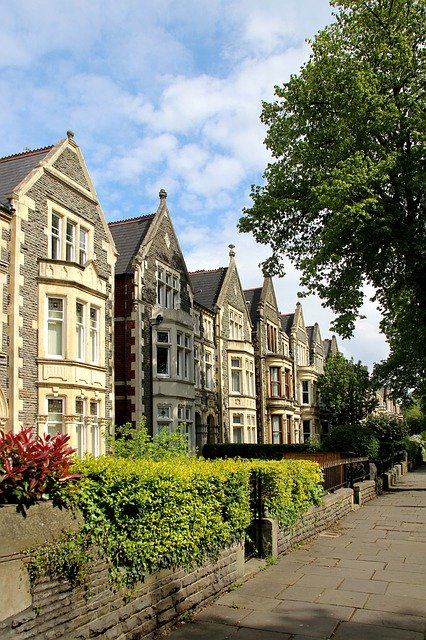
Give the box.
[0,0,389,371]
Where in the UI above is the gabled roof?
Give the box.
[280,313,294,336]
[244,287,262,326]
[306,325,314,345]
[109,214,155,275]
[189,268,227,311]
[0,146,53,206]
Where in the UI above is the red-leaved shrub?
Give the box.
[0,428,80,512]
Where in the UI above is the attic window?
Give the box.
[49,207,91,265]
[156,264,180,309]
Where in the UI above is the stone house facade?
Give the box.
[0,133,116,454]
[281,303,325,443]
[245,278,298,444]
[109,190,196,443]
[190,246,257,445]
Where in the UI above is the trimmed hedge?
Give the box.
[202,443,312,460]
[66,456,324,590]
[252,459,324,529]
[73,457,252,588]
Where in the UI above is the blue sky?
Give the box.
[0,0,389,370]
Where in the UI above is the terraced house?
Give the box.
[109,190,196,445]
[0,133,116,455]
[190,246,257,446]
[245,278,297,444]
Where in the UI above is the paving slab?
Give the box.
[164,466,426,640]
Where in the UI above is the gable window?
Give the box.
[47,398,64,437]
[156,330,170,376]
[47,297,65,358]
[157,265,179,309]
[66,221,76,261]
[231,357,242,393]
[270,367,281,397]
[229,308,243,340]
[50,210,91,265]
[203,316,214,342]
[79,228,88,264]
[51,214,61,259]
[267,323,278,352]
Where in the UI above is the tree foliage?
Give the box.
[318,352,377,426]
[239,0,426,401]
[404,395,426,434]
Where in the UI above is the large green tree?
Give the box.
[239,0,426,401]
[318,352,378,426]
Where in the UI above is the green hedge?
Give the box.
[202,443,312,460]
[252,459,324,529]
[29,457,324,591]
[73,457,252,588]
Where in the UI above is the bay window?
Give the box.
[231,357,242,393]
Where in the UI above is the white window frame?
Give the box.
[89,305,99,364]
[75,398,85,457]
[156,264,180,309]
[90,400,100,457]
[76,301,85,361]
[156,330,170,377]
[229,308,243,340]
[47,296,65,358]
[49,207,92,265]
[231,357,242,394]
[47,397,64,437]
[245,359,255,397]
[301,380,310,405]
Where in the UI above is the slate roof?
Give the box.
[189,268,227,311]
[109,215,155,275]
[306,325,314,346]
[0,146,53,207]
[280,313,294,336]
[244,287,262,326]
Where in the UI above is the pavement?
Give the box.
[164,464,426,640]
